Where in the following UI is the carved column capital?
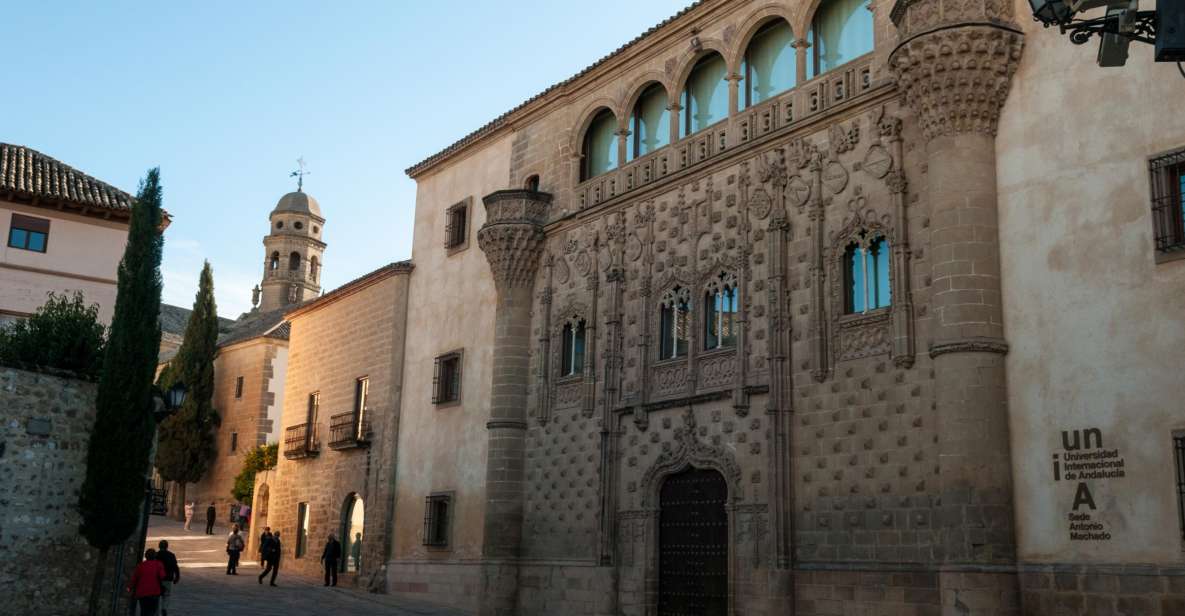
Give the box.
[889,12,1024,141]
[477,189,552,292]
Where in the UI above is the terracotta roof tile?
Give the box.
[0,143,134,212]
[404,1,706,178]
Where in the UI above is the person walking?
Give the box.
[258,530,281,587]
[127,548,166,616]
[205,502,216,535]
[183,501,195,531]
[320,533,342,587]
[156,540,180,616]
[239,503,251,531]
[226,524,245,575]
[351,532,362,572]
[258,527,272,567]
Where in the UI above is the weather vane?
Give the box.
[290,157,310,192]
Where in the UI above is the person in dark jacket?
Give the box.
[320,534,342,587]
[205,502,216,534]
[127,549,166,616]
[258,527,272,567]
[226,524,245,575]
[156,540,180,616]
[258,530,281,586]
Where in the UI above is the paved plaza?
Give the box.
[146,516,469,616]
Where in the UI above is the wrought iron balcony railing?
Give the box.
[283,422,319,459]
[328,411,371,450]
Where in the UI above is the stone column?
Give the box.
[476,189,551,616]
[889,0,1024,612]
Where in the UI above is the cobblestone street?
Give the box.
[146,517,469,616]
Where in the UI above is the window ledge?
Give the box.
[838,308,891,328]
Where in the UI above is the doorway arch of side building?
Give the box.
[340,493,364,574]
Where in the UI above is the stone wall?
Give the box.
[0,367,140,615]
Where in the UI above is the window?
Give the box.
[629,83,670,161]
[844,235,892,314]
[1174,435,1185,543]
[354,376,369,438]
[433,352,463,404]
[230,431,238,453]
[809,0,875,78]
[659,287,692,360]
[7,214,49,253]
[560,320,587,377]
[682,53,728,137]
[1150,147,1185,256]
[276,220,284,229]
[307,392,320,428]
[288,252,301,271]
[743,20,796,109]
[704,273,738,350]
[269,251,280,270]
[582,108,619,180]
[235,376,244,399]
[445,200,469,250]
[296,502,310,557]
[309,256,320,282]
[525,175,541,192]
[294,221,303,230]
[423,494,452,548]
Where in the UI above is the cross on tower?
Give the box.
[290,157,310,192]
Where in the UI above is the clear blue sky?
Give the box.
[3,1,690,317]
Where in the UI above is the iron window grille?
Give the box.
[444,200,469,250]
[283,423,319,459]
[7,213,49,253]
[423,494,452,548]
[1150,148,1185,257]
[432,351,463,405]
[1174,435,1185,544]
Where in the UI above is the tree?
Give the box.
[0,290,105,378]
[232,443,278,504]
[78,168,165,616]
[154,261,221,519]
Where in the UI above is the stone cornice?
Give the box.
[928,337,1010,358]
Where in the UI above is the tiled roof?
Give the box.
[404,1,706,178]
[285,261,414,319]
[0,143,134,213]
[159,303,236,338]
[217,307,291,349]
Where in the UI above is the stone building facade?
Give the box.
[387,0,1185,615]
[264,262,412,587]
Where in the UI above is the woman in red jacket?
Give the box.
[127,548,167,615]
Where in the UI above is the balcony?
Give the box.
[328,411,371,450]
[283,423,320,459]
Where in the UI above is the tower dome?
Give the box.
[272,191,322,218]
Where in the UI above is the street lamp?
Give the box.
[1028,0,1184,66]
[1029,0,1072,26]
[153,381,187,422]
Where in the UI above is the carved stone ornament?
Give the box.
[787,176,811,208]
[554,252,571,284]
[478,190,551,291]
[822,161,849,195]
[639,407,744,507]
[829,120,860,155]
[625,232,643,263]
[862,145,893,179]
[889,25,1024,141]
[750,187,773,220]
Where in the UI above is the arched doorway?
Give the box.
[658,467,728,615]
[340,494,364,573]
[255,484,270,535]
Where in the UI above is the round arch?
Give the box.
[621,72,676,120]
[670,38,733,98]
[729,4,800,75]
[798,0,877,77]
[570,98,624,161]
[339,492,365,573]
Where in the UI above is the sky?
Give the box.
[3,1,691,318]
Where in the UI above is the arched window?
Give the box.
[582,109,619,180]
[341,494,364,573]
[525,175,541,192]
[681,53,728,137]
[309,256,319,282]
[659,286,692,360]
[629,83,670,161]
[289,252,301,271]
[269,251,280,271]
[704,273,738,350]
[844,235,891,313]
[560,319,586,377]
[742,20,796,109]
[809,0,875,78]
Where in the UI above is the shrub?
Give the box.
[232,443,278,503]
[0,291,105,378]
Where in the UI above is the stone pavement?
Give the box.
[146,516,470,616]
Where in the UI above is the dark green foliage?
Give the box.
[155,262,221,487]
[0,291,106,378]
[232,443,278,503]
[79,168,165,552]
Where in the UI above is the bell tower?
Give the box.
[258,184,326,313]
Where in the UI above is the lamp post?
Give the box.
[1027,0,1184,65]
[134,382,187,556]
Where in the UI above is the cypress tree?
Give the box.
[155,261,221,519]
[79,168,165,615]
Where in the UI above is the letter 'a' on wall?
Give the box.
[809,0,875,78]
[682,53,729,137]
[742,19,796,109]
[629,83,671,161]
[582,108,619,180]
